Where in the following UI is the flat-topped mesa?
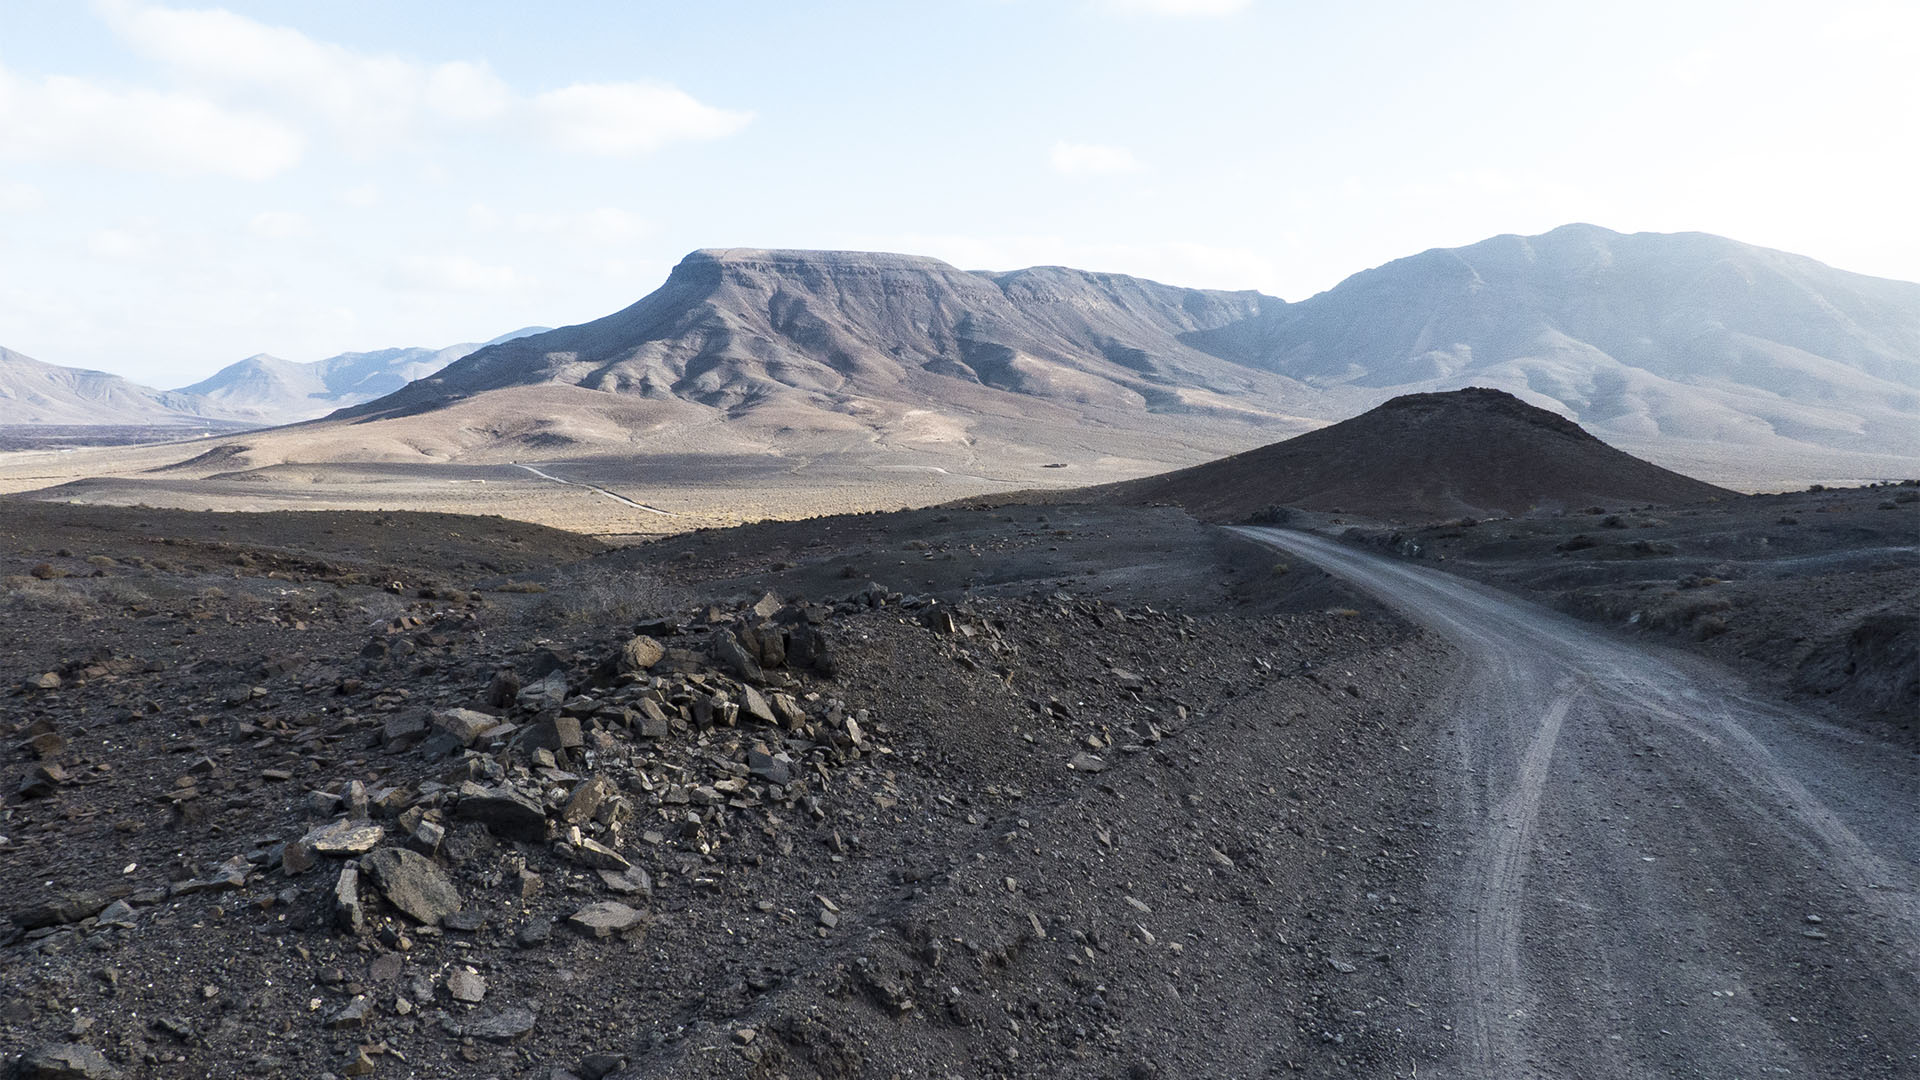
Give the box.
[680,248,967,272]
[339,245,1285,422]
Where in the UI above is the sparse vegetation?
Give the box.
[529,563,685,628]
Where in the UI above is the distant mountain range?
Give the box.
[9,225,1917,485]
[175,328,548,423]
[336,225,1917,482]
[0,345,237,428]
[0,328,547,428]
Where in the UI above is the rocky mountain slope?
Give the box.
[331,227,1918,484]
[177,328,548,425]
[1096,387,1734,521]
[0,346,240,428]
[1210,223,1920,467]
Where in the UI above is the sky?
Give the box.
[2,0,1916,387]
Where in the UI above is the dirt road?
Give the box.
[1234,527,1920,1079]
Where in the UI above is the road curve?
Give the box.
[1232,527,1920,1079]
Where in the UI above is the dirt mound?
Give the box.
[1097,387,1735,522]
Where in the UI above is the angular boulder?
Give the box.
[362,847,463,926]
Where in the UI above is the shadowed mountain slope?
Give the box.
[341,248,1320,427]
[326,228,1917,485]
[1098,387,1736,521]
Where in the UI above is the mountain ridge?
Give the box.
[176,327,549,423]
[333,226,1919,483]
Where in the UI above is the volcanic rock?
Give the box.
[362,847,463,925]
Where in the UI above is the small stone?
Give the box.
[335,867,365,934]
[740,686,777,726]
[455,785,549,843]
[461,1005,536,1042]
[327,996,373,1028]
[361,847,463,926]
[710,629,765,683]
[596,866,652,898]
[281,840,318,875]
[515,918,554,948]
[516,868,543,902]
[446,968,487,1003]
[14,1042,124,1079]
[381,714,428,751]
[342,1049,377,1076]
[1328,958,1358,974]
[732,1027,757,1045]
[635,700,671,739]
[442,908,486,932]
[13,892,107,930]
[746,747,791,786]
[26,732,67,758]
[367,953,403,983]
[577,1054,626,1080]
[302,820,386,856]
[431,708,498,747]
[562,777,610,824]
[1067,752,1107,773]
[26,672,62,691]
[570,836,630,872]
[567,901,645,939]
[516,670,569,711]
[408,820,445,856]
[94,901,136,929]
[617,635,665,673]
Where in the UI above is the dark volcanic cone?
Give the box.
[1099,387,1736,521]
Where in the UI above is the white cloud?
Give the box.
[88,226,161,260]
[0,64,302,180]
[1099,0,1251,15]
[1049,141,1144,175]
[248,210,311,239]
[424,60,514,122]
[513,207,650,245]
[101,1,511,150]
[339,183,380,208]
[97,4,751,162]
[390,254,526,293]
[468,202,501,231]
[0,181,44,212]
[532,83,752,156]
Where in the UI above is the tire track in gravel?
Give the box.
[1231,526,1920,1080]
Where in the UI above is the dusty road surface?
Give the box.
[1234,527,1920,1079]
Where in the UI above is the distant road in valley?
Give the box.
[507,462,674,516]
[1233,527,1919,1079]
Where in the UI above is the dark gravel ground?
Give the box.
[1325,483,1920,746]
[1,499,1454,1079]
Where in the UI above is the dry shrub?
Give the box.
[5,578,95,614]
[531,564,687,629]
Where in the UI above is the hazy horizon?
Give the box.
[3,0,1916,385]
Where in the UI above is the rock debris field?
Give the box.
[1,502,1452,1078]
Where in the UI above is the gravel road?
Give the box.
[1234,527,1920,1079]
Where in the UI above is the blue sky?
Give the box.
[2,0,1915,386]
